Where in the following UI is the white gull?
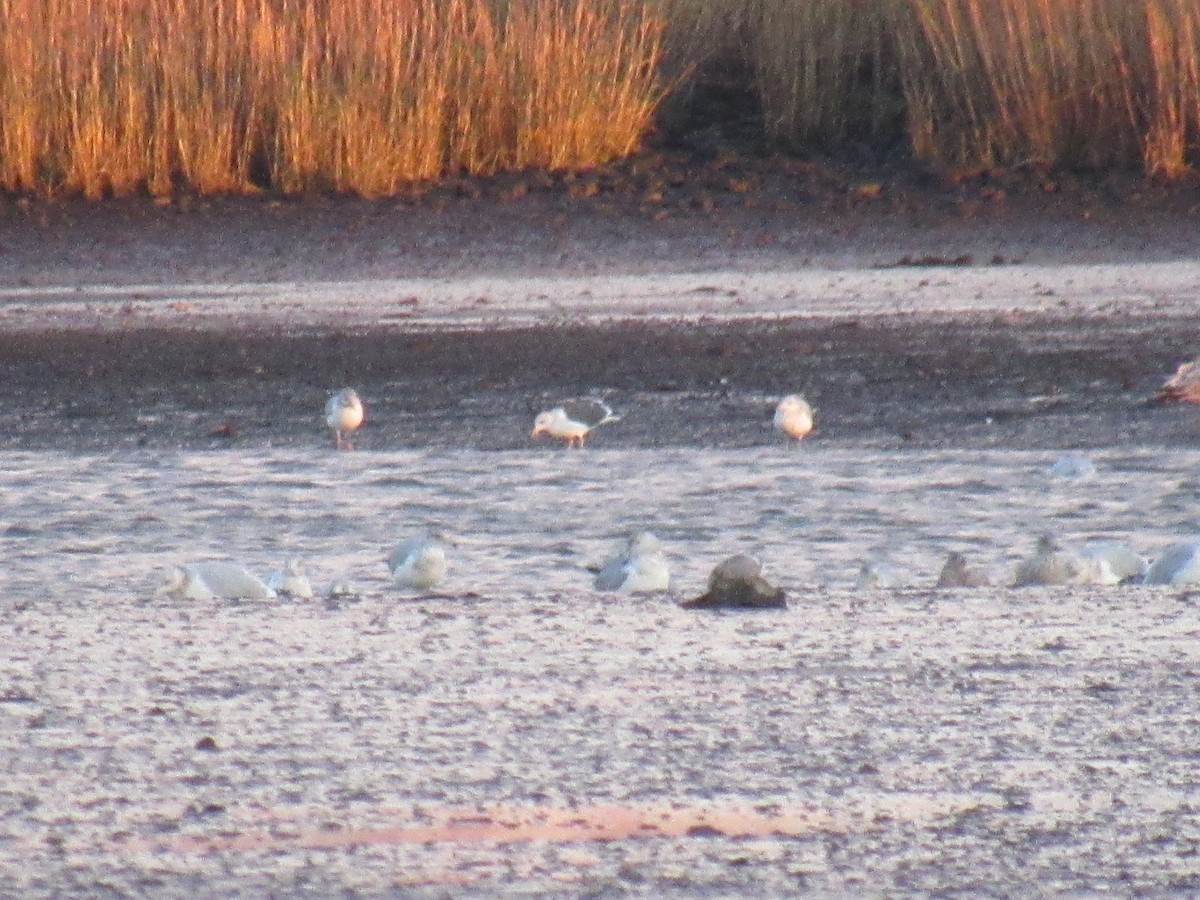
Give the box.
[592,531,670,594]
[1144,540,1200,585]
[325,388,365,450]
[531,399,619,448]
[1158,358,1200,403]
[388,530,451,591]
[774,394,814,441]
[157,561,277,600]
[267,558,315,599]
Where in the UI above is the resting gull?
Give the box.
[388,530,450,591]
[157,561,277,601]
[1078,540,1147,584]
[935,551,992,588]
[267,558,315,599]
[325,388,365,450]
[1157,358,1200,403]
[774,394,814,441]
[1012,534,1113,586]
[1144,540,1200,585]
[1048,453,1096,480]
[592,531,670,594]
[681,555,786,609]
[326,578,358,599]
[531,399,619,448]
[854,559,901,589]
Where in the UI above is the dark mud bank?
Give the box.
[3,312,1199,452]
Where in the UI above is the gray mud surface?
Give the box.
[2,312,1199,453]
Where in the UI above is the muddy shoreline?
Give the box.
[2,176,1200,453]
[3,310,1199,452]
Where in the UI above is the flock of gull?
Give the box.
[157,357,1200,608]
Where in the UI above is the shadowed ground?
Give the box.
[1,312,1197,451]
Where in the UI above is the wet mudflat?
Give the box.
[3,310,1200,453]
[3,445,1200,895]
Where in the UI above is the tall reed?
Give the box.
[749,0,897,154]
[4,0,1200,196]
[0,0,665,197]
[892,0,1188,173]
[1140,0,1200,177]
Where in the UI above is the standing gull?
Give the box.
[388,530,450,591]
[531,399,619,448]
[774,394,814,441]
[592,531,670,594]
[156,561,277,600]
[325,388,365,450]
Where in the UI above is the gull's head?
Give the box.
[326,388,365,431]
[531,409,560,438]
[334,388,361,408]
[1035,534,1060,555]
[155,566,189,596]
[629,531,663,556]
[430,529,457,547]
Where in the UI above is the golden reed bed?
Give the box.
[0,0,1198,198]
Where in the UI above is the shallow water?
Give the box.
[3,446,1200,895]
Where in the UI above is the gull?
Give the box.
[774,394,814,441]
[530,399,619,448]
[681,554,786,609]
[1012,534,1112,587]
[935,551,992,588]
[388,530,450,591]
[267,558,315,599]
[325,388,365,450]
[1078,540,1147,584]
[326,578,358,599]
[592,531,670,594]
[1048,453,1096,480]
[156,561,277,600]
[854,559,901,589]
[1144,540,1200,585]
[1157,358,1200,403]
